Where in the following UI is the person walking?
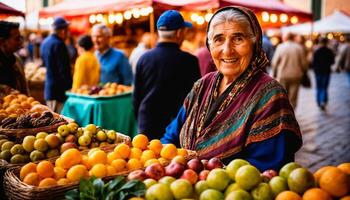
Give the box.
[72,35,100,90]
[133,10,201,140]
[311,37,335,110]
[129,32,152,75]
[271,33,308,109]
[91,24,133,85]
[40,17,72,113]
[0,21,29,95]
[336,35,350,86]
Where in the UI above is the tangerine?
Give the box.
[160,144,178,160]
[107,151,122,164]
[127,158,143,171]
[88,150,107,166]
[114,143,130,159]
[38,178,57,187]
[23,172,40,186]
[20,162,37,180]
[53,167,66,180]
[37,161,54,179]
[66,164,88,182]
[337,163,350,175]
[57,178,71,185]
[140,150,156,164]
[60,148,82,169]
[132,134,149,150]
[89,163,107,178]
[275,191,302,200]
[313,166,335,184]
[148,139,163,155]
[319,167,349,197]
[302,188,332,200]
[111,159,127,172]
[129,147,143,159]
[106,165,117,176]
[177,148,188,157]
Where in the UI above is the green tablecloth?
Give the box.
[61,92,137,137]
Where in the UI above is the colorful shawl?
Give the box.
[179,6,301,160]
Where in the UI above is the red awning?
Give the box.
[153,0,219,11]
[220,0,312,19]
[0,2,25,18]
[39,0,152,18]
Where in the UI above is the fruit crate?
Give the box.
[3,148,196,200]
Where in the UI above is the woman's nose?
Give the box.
[222,39,234,55]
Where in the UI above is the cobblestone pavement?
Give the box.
[294,71,350,172]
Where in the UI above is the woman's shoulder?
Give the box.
[254,72,287,94]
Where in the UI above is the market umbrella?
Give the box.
[282,10,350,34]
[0,2,25,18]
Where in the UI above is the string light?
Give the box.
[270,14,278,23]
[262,11,269,22]
[290,16,298,24]
[280,13,288,23]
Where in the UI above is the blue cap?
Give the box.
[52,17,70,29]
[157,10,192,31]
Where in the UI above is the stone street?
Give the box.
[295,71,350,172]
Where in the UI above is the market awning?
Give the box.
[39,0,152,18]
[0,2,25,18]
[219,0,312,19]
[153,0,219,11]
[282,10,350,34]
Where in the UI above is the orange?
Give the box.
[177,148,188,157]
[129,147,143,159]
[89,163,107,178]
[158,157,169,165]
[87,148,100,157]
[37,161,54,179]
[144,158,160,167]
[23,172,41,186]
[337,163,350,175]
[66,164,88,182]
[319,167,349,197]
[57,178,71,185]
[88,150,107,166]
[313,166,335,184]
[126,158,143,171]
[53,167,66,180]
[340,196,350,200]
[55,158,64,168]
[160,144,177,160]
[114,143,130,159]
[107,151,122,164]
[20,163,37,180]
[60,148,82,169]
[81,155,92,169]
[140,150,156,164]
[132,134,149,150]
[106,165,117,176]
[302,188,332,200]
[148,139,163,155]
[38,178,57,188]
[111,159,127,172]
[275,191,302,200]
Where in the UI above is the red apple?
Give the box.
[165,162,186,178]
[180,169,198,185]
[65,134,76,143]
[145,163,165,180]
[206,157,223,170]
[261,169,278,181]
[127,169,147,181]
[199,170,210,180]
[186,158,204,173]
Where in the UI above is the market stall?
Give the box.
[0,2,25,19]
[61,91,137,138]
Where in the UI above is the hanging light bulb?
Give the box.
[270,14,278,23]
[280,13,288,23]
[290,16,298,24]
[205,12,213,22]
[261,11,269,22]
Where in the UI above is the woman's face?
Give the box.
[209,21,254,82]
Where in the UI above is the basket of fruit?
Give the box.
[68,82,132,99]
[3,134,196,200]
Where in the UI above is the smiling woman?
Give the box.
[160,6,303,172]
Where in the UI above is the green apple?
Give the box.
[57,125,70,137]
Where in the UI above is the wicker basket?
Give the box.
[3,148,196,200]
[0,121,67,143]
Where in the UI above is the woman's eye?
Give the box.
[233,36,244,43]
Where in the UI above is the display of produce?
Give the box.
[0,123,128,164]
[70,82,132,96]
[24,62,46,82]
[17,134,192,187]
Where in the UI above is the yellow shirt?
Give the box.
[72,51,100,89]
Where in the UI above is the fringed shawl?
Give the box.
[179,6,301,160]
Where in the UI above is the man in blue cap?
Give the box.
[133,10,200,140]
[40,17,72,113]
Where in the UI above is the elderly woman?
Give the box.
[161,6,302,171]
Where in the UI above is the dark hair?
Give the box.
[320,37,328,45]
[78,35,93,51]
[0,21,20,39]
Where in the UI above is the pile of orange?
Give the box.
[19,134,187,187]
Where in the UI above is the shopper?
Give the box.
[133,10,200,140]
[129,32,152,75]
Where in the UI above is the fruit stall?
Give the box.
[0,89,349,200]
[61,83,137,138]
